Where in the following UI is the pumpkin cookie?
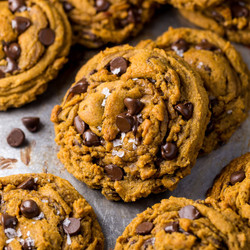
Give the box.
[51,45,209,202]
[0,0,72,111]
[114,196,250,249]
[137,27,249,153]
[207,153,250,226]
[59,0,156,48]
[0,173,104,249]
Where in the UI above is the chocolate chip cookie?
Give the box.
[0,173,104,249]
[137,27,249,154]
[59,0,156,48]
[178,0,250,45]
[51,45,209,202]
[207,153,250,226]
[0,0,72,111]
[114,196,250,249]
[167,0,223,10]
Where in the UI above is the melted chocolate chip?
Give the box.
[20,200,40,218]
[104,164,123,181]
[230,170,245,185]
[95,0,110,12]
[211,10,225,22]
[171,39,189,54]
[136,222,154,235]
[1,213,18,229]
[69,78,89,95]
[109,57,128,76]
[62,1,74,12]
[4,43,21,60]
[161,142,178,160]
[116,113,134,132]
[142,238,155,249]
[12,16,31,34]
[231,2,249,18]
[205,119,214,135]
[7,128,25,147]
[178,205,201,220]
[164,221,179,233]
[74,116,87,134]
[195,39,218,51]
[22,117,40,132]
[8,0,25,13]
[124,98,144,116]
[119,9,140,27]
[175,102,193,120]
[39,28,55,46]
[3,57,18,73]
[82,130,100,146]
[17,177,36,190]
[63,218,81,236]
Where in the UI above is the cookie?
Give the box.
[0,173,104,249]
[167,0,223,10]
[51,45,210,202]
[137,27,249,154]
[59,0,156,48]
[178,0,250,45]
[207,153,250,226]
[114,196,250,249]
[0,0,72,111]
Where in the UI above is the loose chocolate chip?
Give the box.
[116,113,134,132]
[2,57,18,73]
[8,0,25,12]
[12,16,31,34]
[161,142,178,160]
[109,57,128,76]
[175,102,193,120]
[231,2,249,18]
[39,28,55,46]
[7,128,25,147]
[195,39,218,51]
[63,218,81,236]
[69,78,89,95]
[82,130,100,146]
[0,70,5,78]
[171,39,189,54]
[4,43,21,60]
[17,177,35,190]
[124,98,144,116]
[230,170,245,185]
[74,116,86,134]
[62,1,74,12]
[142,238,155,249]
[211,10,225,22]
[104,164,123,181]
[95,0,110,12]
[20,200,40,218]
[164,221,179,233]
[178,205,201,220]
[22,117,40,132]
[1,213,18,229]
[136,222,154,235]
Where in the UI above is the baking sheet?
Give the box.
[0,5,249,249]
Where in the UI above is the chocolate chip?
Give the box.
[195,39,218,51]
[17,177,35,190]
[164,221,179,233]
[4,43,21,60]
[22,117,40,132]
[0,70,5,78]
[124,98,144,116]
[205,119,214,135]
[63,218,81,236]
[20,200,40,218]
[38,28,55,46]
[109,57,128,76]
[95,0,110,12]
[12,16,31,34]
[171,39,189,54]
[211,10,225,22]
[178,227,192,236]
[142,238,155,249]
[82,130,100,146]
[116,113,134,132]
[69,78,89,95]
[231,2,249,18]
[175,102,193,120]
[230,170,245,185]
[161,142,178,160]
[22,240,36,250]
[119,9,140,27]
[104,164,123,181]
[7,128,25,147]
[178,205,201,220]
[8,0,25,12]
[1,213,18,229]
[89,69,97,75]
[136,222,154,235]
[74,116,86,134]
[62,1,74,12]
[2,57,18,73]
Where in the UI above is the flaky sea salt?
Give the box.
[197,61,204,69]
[33,212,44,220]
[227,110,233,115]
[111,67,121,75]
[41,199,48,203]
[112,150,125,158]
[97,126,102,131]
[6,238,14,244]
[128,138,137,150]
[34,177,38,183]
[113,139,122,147]
[63,218,71,227]
[132,78,138,81]
[101,87,111,107]
[66,234,72,245]
[24,237,35,247]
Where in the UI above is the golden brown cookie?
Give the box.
[114,196,250,249]
[59,0,156,48]
[137,27,249,154]
[207,153,250,226]
[0,0,72,111]
[0,173,104,249]
[51,45,210,202]
[167,0,223,10]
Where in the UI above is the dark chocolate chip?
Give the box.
[124,98,144,116]
[22,240,36,250]
[164,221,179,233]
[116,113,134,132]
[2,57,18,73]
[230,170,245,185]
[171,39,189,54]
[4,43,21,60]
[178,205,201,220]
[132,115,139,136]
[89,69,97,75]
[110,57,128,76]
[69,78,88,95]
[175,102,193,120]
[95,0,110,12]
[17,177,35,190]
[211,10,225,22]
[7,128,25,147]
[62,1,74,12]
[231,2,249,18]
[195,39,218,51]
[8,0,25,12]
[142,238,155,249]
[104,164,123,181]
[161,142,178,160]
[1,213,18,229]
[136,222,154,235]
[119,9,140,26]
[63,218,81,236]
[82,130,100,146]
[74,116,86,134]
[22,117,40,132]
[205,119,214,135]
[38,28,55,46]
[20,200,40,218]
[12,16,31,34]
[178,227,192,236]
